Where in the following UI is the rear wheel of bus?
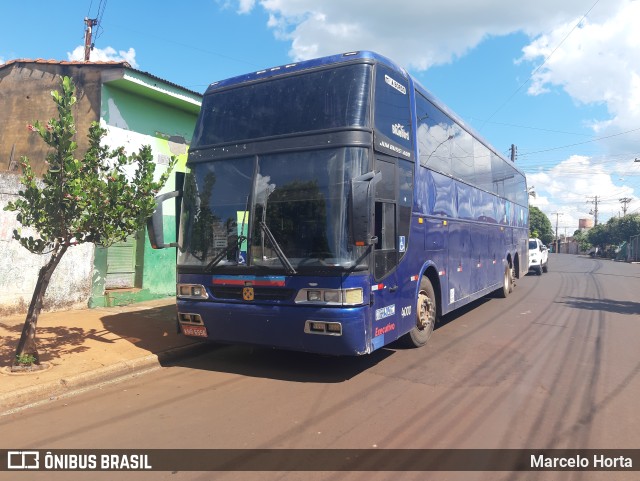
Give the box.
[497,264,512,298]
[403,277,437,348]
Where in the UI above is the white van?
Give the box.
[528,238,549,275]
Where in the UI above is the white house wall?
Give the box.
[0,173,94,315]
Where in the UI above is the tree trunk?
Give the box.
[13,243,69,366]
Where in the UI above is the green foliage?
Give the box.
[4,76,176,253]
[587,214,640,250]
[587,223,609,250]
[605,214,640,245]
[572,229,592,252]
[15,353,37,366]
[529,206,554,245]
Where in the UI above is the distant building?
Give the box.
[0,59,202,314]
[579,218,594,231]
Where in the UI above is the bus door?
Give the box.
[370,155,413,350]
[447,181,477,304]
[448,220,472,305]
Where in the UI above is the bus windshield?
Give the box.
[178,147,370,272]
[192,63,372,147]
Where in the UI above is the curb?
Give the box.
[0,342,208,414]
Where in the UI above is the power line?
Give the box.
[517,126,640,157]
[107,22,261,71]
[480,0,602,129]
[83,0,108,61]
[94,0,108,41]
[469,118,591,137]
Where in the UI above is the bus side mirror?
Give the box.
[349,171,381,246]
[147,190,181,249]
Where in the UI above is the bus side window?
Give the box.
[374,157,400,280]
[375,202,396,250]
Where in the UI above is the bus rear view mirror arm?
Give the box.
[147,190,181,249]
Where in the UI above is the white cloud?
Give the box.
[235,0,626,70]
[228,0,640,224]
[237,0,256,14]
[528,155,640,229]
[234,0,635,150]
[520,0,640,154]
[67,46,139,69]
[228,0,635,146]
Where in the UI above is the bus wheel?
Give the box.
[403,277,437,348]
[498,264,512,298]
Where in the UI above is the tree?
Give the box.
[529,206,553,245]
[585,214,640,257]
[608,214,640,246]
[573,229,592,252]
[3,76,175,368]
[587,223,610,251]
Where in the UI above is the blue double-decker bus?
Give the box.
[148,51,528,355]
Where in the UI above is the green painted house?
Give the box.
[0,59,202,313]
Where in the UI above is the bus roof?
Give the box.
[202,50,522,172]
[203,51,407,93]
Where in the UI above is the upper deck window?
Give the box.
[374,65,412,151]
[193,64,372,147]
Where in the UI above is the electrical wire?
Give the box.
[518,126,640,157]
[94,0,108,41]
[479,0,602,130]
[470,118,591,137]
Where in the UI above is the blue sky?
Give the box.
[2,0,640,234]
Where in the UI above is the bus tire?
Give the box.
[498,264,512,298]
[403,277,437,348]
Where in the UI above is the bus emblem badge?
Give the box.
[243,287,255,301]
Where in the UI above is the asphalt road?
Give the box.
[2,254,639,481]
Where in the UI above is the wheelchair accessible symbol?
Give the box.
[399,236,406,253]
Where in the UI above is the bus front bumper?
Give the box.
[176,300,371,356]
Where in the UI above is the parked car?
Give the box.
[529,238,548,275]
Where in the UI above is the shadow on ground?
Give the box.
[0,323,91,366]
[98,304,401,383]
[556,297,640,315]
[97,295,501,384]
[164,343,396,384]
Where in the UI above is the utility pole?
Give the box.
[587,196,599,225]
[510,144,517,162]
[551,212,563,253]
[620,197,632,216]
[84,17,98,62]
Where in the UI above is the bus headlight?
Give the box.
[177,284,209,299]
[323,291,341,303]
[307,290,323,302]
[343,288,363,305]
[295,288,363,306]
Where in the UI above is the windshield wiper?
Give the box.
[205,235,247,271]
[259,221,297,275]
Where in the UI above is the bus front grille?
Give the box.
[211,286,295,301]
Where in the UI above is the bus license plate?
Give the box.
[181,325,208,337]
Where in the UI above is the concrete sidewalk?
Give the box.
[0,298,203,413]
